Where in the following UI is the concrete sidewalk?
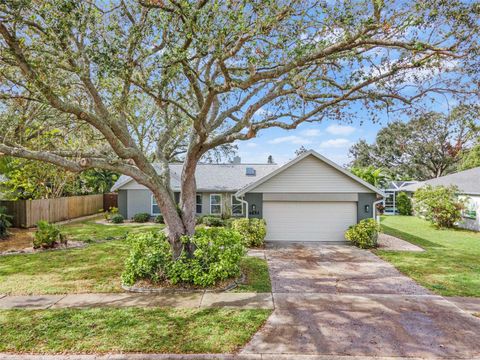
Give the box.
[0,292,273,310]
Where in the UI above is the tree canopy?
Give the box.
[349,105,480,180]
[0,0,479,254]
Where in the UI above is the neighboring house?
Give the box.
[402,167,480,231]
[111,150,384,242]
[382,181,418,215]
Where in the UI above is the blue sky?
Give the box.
[236,119,381,166]
[235,92,461,167]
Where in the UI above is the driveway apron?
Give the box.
[242,243,480,359]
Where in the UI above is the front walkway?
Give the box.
[242,243,480,359]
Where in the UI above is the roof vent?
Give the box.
[246,167,256,176]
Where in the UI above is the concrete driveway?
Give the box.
[242,243,480,359]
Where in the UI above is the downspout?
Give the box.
[373,198,384,223]
[235,194,249,219]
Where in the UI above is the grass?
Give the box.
[0,307,271,354]
[0,240,129,295]
[235,256,271,293]
[1,218,270,294]
[59,218,165,243]
[376,215,480,297]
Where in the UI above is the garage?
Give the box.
[263,201,357,242]
[235,151,384,243]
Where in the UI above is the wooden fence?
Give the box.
[0,194,104,228]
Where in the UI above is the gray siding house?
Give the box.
[111,151,384,242]
[402,167,480,231]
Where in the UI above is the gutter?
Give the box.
[235,194,249,219]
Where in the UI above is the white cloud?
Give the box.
[325,124,356,136]
[319,138,352,148]
[268,135,312,145]
[300,129,321,137]
[245,142,257,148]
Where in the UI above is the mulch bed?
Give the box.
[0,233,86,256]
[122,273,246,293]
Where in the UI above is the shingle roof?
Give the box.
[111,163,279,192]
[401,167,480,195]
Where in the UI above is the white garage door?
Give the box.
[263,201,357,242]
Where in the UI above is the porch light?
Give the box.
[365,205,370,213]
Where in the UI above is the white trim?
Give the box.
[235,150,385,197]
[231,194,244,216]
[151,195,161,215]
[209,194,222,215]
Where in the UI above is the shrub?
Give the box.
[122,227,245,287]
[413,185,465,228]
[396,192,413,215]
[231,218,267,247]
[33,221,66,249]
[133,212,150,223]
[201,215,224,227]
[122,231,173,286]
[154,215,164,224]
[0,206,13,238]
[110,214,124,224]
[170,227,245,286]
[344,218,380,249]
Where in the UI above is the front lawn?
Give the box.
[59,218,165,242]
[377,216,480,297]
[0,224,271,295]
[235,256,271,293]
[0,307,271,354]
[0,240,129,294]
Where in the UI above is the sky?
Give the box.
[235,119,380,167]
[235,92,460,167]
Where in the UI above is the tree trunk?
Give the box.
[150,186,187,259]
[179,149,202,257]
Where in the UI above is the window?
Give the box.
[231,195,244,216]
[210,194,222,214]
[463,199,478,220]
[196,194,203,214]
[151,195,161,215]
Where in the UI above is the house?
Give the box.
[402,167,480,231]
[111,150,384,242]
[382,180,418,215]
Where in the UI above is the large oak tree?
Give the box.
[0,0,478,257]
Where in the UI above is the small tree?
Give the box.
[396,192,412,216]
[413,185,465,228]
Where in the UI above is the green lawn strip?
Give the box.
[0,308,272,354]
[0,234,270,295]
[0,240,128,295]
[234,256,271,293]
[376,216,480,297]
[60,219,165,243]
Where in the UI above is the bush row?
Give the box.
[344,218,380,249]
[122,227,245,287]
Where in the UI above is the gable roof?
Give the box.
[111,163,279,192]
[401,167,480,195]
[235,150,385,197]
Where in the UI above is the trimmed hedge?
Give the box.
[133,213,151,223]
[231,218,267,247]
[344,218,380,249]
[122,227,245,287]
